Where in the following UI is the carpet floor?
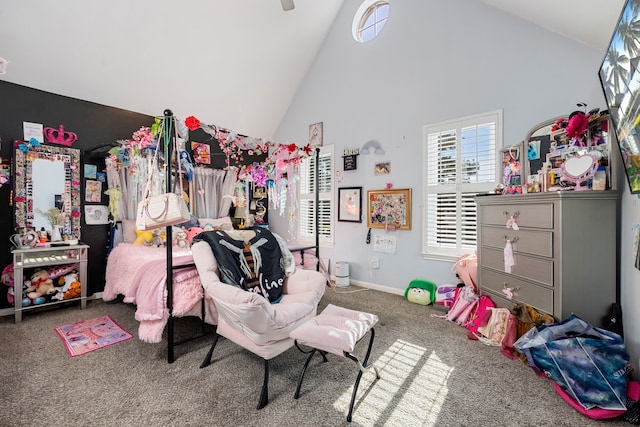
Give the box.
[0,285,629,426]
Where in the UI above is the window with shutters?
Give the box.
[422,110,501,260]
[298,145,334,246]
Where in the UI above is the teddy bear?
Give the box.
[173,230,189,248]
[26,268,55,302]
[55,272,81,300]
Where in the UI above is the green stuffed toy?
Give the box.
[404,279,437,306]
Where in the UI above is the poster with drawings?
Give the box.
[373,234,396,254]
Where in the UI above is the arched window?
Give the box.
[352,1,389,43]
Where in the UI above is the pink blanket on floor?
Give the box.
[104,244,205,343]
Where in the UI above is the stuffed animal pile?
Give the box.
[0,263,81,306]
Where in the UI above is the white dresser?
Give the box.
[475,191,618,327]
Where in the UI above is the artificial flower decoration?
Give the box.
[250,163,268,187]
[131,126,154,148]
[566,111,589,143]
[551,117,568,133]
[185,116,201,131]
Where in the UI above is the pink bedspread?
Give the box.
[104,244,212,343]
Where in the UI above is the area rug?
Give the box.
[54,314,133,357]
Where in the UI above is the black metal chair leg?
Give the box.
[294,348,317,399]
[258,359,269,409]
[345,328,379,423]
[199,333,220,369]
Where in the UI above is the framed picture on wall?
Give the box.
[309,122,323,149]
[367,188,412,230]
[338,187,362,222]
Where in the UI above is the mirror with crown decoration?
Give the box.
[13,143,82,240]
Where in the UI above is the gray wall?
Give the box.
[270,0,640,377]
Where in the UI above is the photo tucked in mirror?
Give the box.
[13,143,81,240]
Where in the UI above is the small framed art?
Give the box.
[500,142,525,195]
[338,187,362,222]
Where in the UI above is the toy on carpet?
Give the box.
[404,279,437,306]
[435,284,459,308]
[25,268,55,303]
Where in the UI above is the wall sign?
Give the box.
[343,147,359,171]
[344,155,357,171]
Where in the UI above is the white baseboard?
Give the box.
[328,275,404,296]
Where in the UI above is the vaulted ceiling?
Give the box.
[0,0,626,138]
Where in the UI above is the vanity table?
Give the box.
[3,243,89,322]
[6,141,86,322]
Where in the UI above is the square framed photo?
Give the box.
[367,188,411,230]
[338,187,362,222]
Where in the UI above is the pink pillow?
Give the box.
[121,219,137,243]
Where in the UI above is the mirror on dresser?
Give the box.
[524,112,614,192]
[13,143,82,240]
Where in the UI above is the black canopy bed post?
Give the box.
[314,147,320,271]
[162,109,210,363]
[163,109,176,363]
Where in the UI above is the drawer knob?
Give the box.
[503,235,519,243]
[503,210,520,218]
[502,284,520,300]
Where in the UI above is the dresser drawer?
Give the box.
[480,203,553,229]
[479,268,554,314]
[480,225,553,258]
[480,287,555,320]
[481,247,553,286]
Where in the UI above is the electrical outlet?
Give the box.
[370,257,379,269]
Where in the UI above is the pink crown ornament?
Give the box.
[43,124,78,146]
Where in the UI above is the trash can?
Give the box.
[335,261,350,287]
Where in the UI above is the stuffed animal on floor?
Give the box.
[404,279,437,306]
[26,268,55,302]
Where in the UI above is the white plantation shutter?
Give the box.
[298,146,334,244]
[423,111,501,259]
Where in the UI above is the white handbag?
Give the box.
[135,120,191,230]
[136,192,190,230]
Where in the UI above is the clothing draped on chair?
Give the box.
[193,166,238,218]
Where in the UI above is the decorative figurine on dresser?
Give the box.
[1,137,89,322]
[476,110,619,327]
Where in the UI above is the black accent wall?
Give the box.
[0,80,268,305]
[0,80,153,300]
